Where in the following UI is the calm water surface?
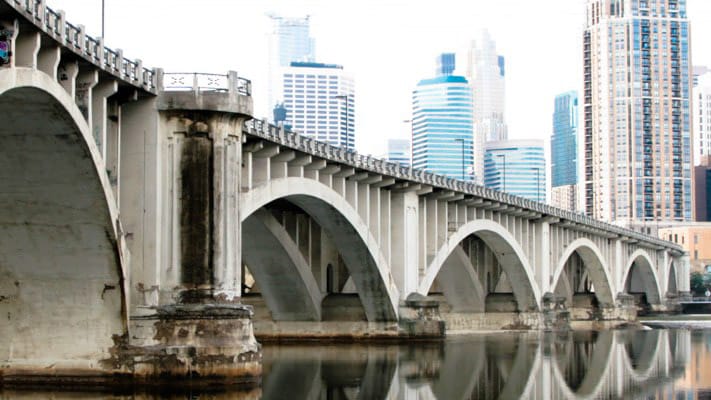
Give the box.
[2,329,711,399]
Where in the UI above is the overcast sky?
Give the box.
[47,0,711,156]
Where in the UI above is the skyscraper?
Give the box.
[466,30,508,184]
[484,140,546,203]
[583,0,693,231]
[412,54,474,181]
[551,91,579,211]
[267,15,316,118]
[281,62,355,150]
[693,72,711,165]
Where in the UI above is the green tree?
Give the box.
[691,271,706,296]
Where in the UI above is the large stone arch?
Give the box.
[621,250,662,305]
[418,219,541,312]
[241,177,399,322]
[0,68,128,365]
[551,238,616,307]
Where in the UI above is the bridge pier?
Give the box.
[118,71,260,384]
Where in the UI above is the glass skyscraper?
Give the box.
[466,30,508,185]
[266,15,316,118]
[281,62,355,150]
[583,0,693,230]
[484,140,546,203]
[551,91,579,211]
[412,54,474,181]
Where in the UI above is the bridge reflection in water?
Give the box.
[0,329,706,399]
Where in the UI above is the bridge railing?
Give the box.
[244,119,683,253]
[161,72,251,96]
[5,0,156,92]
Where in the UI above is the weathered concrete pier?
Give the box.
[0,0,690,388]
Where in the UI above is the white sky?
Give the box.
[47,0,711,157]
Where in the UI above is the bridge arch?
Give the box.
[418,219,541,312]
[621,249,662,305]
[241,177,399,322]
[551,238,616,307]
[0,68,127,363]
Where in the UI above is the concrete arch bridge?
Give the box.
[0,0,688,386]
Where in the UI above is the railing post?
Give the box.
[57,10,65,40]
[76,24,85,52]
[192,72,198,93]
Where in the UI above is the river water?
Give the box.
[2,329,711,399]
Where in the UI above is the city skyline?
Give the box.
[46,0,711,159]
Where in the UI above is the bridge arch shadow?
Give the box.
[551,239,616,310]
[241,178,399,322]
[0,68,127,363]
[418,219,541,313]
[622,250,662,310]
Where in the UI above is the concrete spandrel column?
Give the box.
[534,221,551,294]
[390,190,419,299]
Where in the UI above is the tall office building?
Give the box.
[693,72,711,165]
[551,91,579,211]
[466,30,508,184]
[412,54,474,181]
[281,62,355,150]
[583,0,693,231]
[484,140,546,203]
[267,15,316,118]
[386,139,411,166]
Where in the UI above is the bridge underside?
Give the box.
[0,82,125,366]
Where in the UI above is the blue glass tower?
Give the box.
[551,91,578,187]
[412,54,474,181]
[484,140,546,202]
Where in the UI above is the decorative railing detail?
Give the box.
[245,119,683,253]
[161,72,251,96]
[6,0,156,92]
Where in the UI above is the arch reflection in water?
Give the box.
[0,330,696,399]
[258,330,690,400]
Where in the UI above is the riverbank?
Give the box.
[640,314,711,329]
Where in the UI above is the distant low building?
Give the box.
[658,222,711,273]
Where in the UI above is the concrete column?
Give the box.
[679,254,691,292]
[37,45,60,79]
[534,221,551,294]
[211,121,242,301]
[391,190,419,299]
[614,240,623,293]
[91,79,118,160]
[120,98,161,311]
[75,70,98,128]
